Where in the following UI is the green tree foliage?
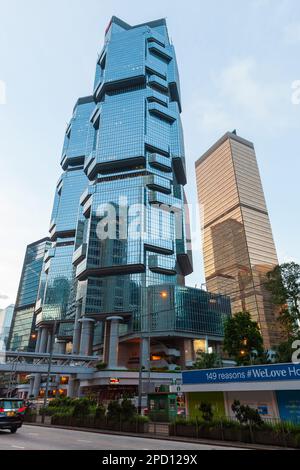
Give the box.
[223,312,264,365]
[193,351,222,370]
[199,402,213,423]
[231,400,264,427]
[265,262,300,337]
[72,397,96,418]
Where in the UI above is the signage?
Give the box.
[183,363,300,386]
[109,378,120,385]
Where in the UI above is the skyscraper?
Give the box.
[10,18,231,398]
[8,238,50,352]
[0,305,14,350]
[195,131,281,348]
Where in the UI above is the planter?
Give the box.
[174,424,197,438]
[24,414,37,423]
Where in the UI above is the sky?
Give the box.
[0,0,299,308]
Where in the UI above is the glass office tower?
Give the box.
[195,131,281,349]
[12,18,231,376]
[8,239,50,351]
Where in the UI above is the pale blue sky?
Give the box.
[0,0,299,308]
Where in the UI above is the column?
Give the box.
[106,316,123,369]
[38,326,49,353]
[79,318,95,356]
[56,340,67,355]
[67,375,79,398]
[141,337,150,370]
[32,326,49,398]
[35,329,41,353]
[72,302,82,355]
[46,331,53,353]
[28,376,35,398]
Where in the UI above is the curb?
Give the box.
[23,423,294,450]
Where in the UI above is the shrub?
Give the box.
[96,362,107,371]
[72,398,96,418]
[49,396,74,408]
[107,401,122,422]
[231,400,264,427]
[95,404,106,420]
[134,415,149,424]
[199,403,214,423]
[120,399,137,421]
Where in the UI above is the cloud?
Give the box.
[284,22,300,44]
[0,294,9,300]
[188,57,297,136]
[219,58,275,120]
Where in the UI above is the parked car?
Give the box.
[0,398,26,433]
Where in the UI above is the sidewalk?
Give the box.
[24,422,295,450]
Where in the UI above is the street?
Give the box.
[0,425,242,450]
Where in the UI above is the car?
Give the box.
[0,398,26,434]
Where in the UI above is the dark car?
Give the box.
[0,398,26,433]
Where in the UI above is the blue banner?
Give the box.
[183,363,300,385]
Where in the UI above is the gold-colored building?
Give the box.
[195,131,281,349]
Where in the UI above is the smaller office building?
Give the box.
[171,363,300,423]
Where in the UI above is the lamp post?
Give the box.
[137,288,169,415]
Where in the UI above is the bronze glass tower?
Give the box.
[195,132,281,348]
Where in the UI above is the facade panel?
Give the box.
[196,132,281,348]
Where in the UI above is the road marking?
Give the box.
[11,445,25,449]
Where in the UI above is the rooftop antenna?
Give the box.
[232,129,237,135]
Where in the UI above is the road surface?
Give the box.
[0,425,242,450]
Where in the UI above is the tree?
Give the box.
[231,400,263,427]
[193,351,222,370]
[223,312,264,365]
[265,262,300,337]
[199,402,213,423]
[107,400,122,422]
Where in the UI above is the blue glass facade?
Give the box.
[10,17,231,368]
[8,238,50,351]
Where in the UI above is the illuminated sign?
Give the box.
[110,378,120,385]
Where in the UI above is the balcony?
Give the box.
[148,103,176,123]
[80,185,96,206]
[146,33,165,48]
[147,175,171,194]
[35,299,42,314]
[44,259,51,274]
[148,75,168,93]
[148,41,172,62]
[149,191,182,213]
[72,243,87,266]
[44,247,55,263]
[172,155,187,186]
[149,154,172,172]
[148,254,176,275]
[145,238,174,255]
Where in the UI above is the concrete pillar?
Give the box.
[72,302,82,355]
[32,326,49,398]
[32,374,41,398]
[106,316,123,369]
[56,340,67,355]
[67,375,79,398]
[35,330,41,353]
[46,332,52,353]
[79,318,95,356]
[38,326,49,353]
[141,336,150,370]
[28,376,35,397]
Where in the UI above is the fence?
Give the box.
[169,416,300,448]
